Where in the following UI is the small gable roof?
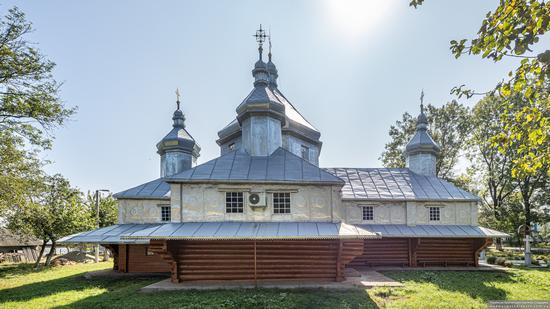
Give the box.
[324,168,479,202]
[113,178,170,200]
[166,148,343,185]
[0,228,41,247]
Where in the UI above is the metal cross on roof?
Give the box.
[420,89,425,114]
[175,88,181,110]
[254,24,267,47]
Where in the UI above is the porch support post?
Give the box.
[410,238,418,267]
[253,240,257,287]
[474,238,492,267]
[168,240,181,283]
[336,240,343,282]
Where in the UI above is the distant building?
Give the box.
[61,28,507,283]
[0,228,41,263]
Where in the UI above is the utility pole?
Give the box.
[94,189,109,263]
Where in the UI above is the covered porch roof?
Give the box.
[358,224,509,238]
[59,222,380,244]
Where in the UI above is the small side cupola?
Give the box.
[156,89,200,177]
[405,91,440,176]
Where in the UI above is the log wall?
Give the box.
[348,238,410,267]
[116,244,170,273]
[149,239,364,283]
[348,238,491,268]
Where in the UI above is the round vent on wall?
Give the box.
[249,193,260,205]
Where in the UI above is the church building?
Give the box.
[61,28,507,283]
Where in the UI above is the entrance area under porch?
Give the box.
[107,237,493,283]
[112,239,364,283]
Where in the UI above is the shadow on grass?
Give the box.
[0,264,379,309]
[0,266,158,305]
[382,270,515,302]
[0,263,37,279]
[56,286,379,309]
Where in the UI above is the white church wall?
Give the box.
[343,201,407,224]
[166,183,341,222]
[118,198,171,224]
[414,201,478,225]
[343,200,479,226]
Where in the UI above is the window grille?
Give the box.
[161,205,171,222]
[273,192,291,214]
[429,207,440,221]
[226,192,244,213]
[362,206,374,221]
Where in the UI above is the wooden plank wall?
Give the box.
[149,239,365,283]
[416,238,475,266]
[116,244,171,273]
[348,239,410,267]
[348,238,491,268]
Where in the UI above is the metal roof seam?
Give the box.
[409,172,429,199]
[436,177,457,199]
[150,180,164,197]
[355,169,369,199]
[388,169,406,199]
[343,168,355,199]
[376,169,393,199]
[146,224,163,237]
[227,150,238,180]
[425,175,443,199]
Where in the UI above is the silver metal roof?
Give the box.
[124,222,379,240]
[217,88,320,145]
[58,224,158,244]
[324,168,479,201]
[358,224,509,238]
[113,178,170,200]
[166,148,343,184]
[59,222,380,244]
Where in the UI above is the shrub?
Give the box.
[504,261,513,268]
[495,257,506,266]
[486,256,497,264]
[532,260,540,266]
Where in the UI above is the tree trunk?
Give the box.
[45,239,56,266]
[103,246,109,262]
[34,238,48,269]
[495,238,503,251]
[524,198,532,237]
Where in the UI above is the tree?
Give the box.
[8,174,92,268]
[494,90,550,239]
[409,0,550,190]
[85,192,117,228]
[0,7,75,149]
[410,0,550,259]
[468,95,517,248]
[0,131,43,213]
[0,7,75,215]
[379,101,472,180]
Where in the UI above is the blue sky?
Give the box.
[4,1,548,194]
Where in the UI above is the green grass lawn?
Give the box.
[0,262,549,309]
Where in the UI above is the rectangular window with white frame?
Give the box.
[273,192,291,214]
[362,205,374,221]
[160,205,171,222]
[429,206,440,221]
[226,192,244,213]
